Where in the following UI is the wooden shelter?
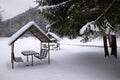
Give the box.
[46,32,60,42]
[46,32,61,49]
[9,21,51,69]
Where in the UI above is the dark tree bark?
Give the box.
[111,35,117,58]
[108,36,112,47]
[103,36,109,57]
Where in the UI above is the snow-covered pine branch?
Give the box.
[79,19,117,42]
[80,21,99,35]
[103,19,115,35]
[37,0,72,12]
[79,21,100,42]
[46,21,57,30]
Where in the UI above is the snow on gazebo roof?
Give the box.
[47,32,61,41]
[9,21,51,45]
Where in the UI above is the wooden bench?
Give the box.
[34,49,48,60]
[11,54,23,69]
[42,44,48,49]
[14,57,23,62]
[12,52,23,62]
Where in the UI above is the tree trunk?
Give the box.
[103,36,109,57]
[111,35,117,58]
[108,36,112,47]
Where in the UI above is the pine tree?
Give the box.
[37,0,120,57]
[95,0,119,58]
[79,0,120,57]
[37,0,98,38]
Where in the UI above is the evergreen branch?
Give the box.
[95,0,115,23]
[38,0,72,11]
[46,21,58,29]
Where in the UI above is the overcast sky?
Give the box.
[0,0,37,20]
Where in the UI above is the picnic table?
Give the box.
[21,50,39,66]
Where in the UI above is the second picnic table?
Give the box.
[21,50,39,66]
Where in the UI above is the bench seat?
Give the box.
[14,57,23,62]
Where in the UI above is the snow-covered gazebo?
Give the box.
[47,32,61,49]
[47,32,60,42]
[9,21,51,69]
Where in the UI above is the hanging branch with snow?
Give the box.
[37,0,72,12]
[79,18,117,42]
[79,21,100,42]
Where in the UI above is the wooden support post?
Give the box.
[111,35,117,58]
[32,55,33,66]
[103,36,109,57]
[40,42,42,53]
[11,45,12,63]
[58,41,60,50]
[108,36,112,47]
[48,42,50,64]
[11,43,14,69]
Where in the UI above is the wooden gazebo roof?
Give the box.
[9,21,51,45]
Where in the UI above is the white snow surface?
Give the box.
[1,37,120,80]
[8,21,48,45]
[47,32,61,41]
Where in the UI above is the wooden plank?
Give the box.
[48,42,50,64]
[40,42,42,53]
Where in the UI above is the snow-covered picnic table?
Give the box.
[21,50,39,66]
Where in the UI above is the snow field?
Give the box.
[0,37,120,80]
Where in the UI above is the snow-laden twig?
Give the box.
[80,21,99,35]
[46,21,57,29]
[38,0,72,12]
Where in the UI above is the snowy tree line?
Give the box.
[0,7,48,37]
[0,7,3,36]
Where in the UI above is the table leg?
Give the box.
[32,55,33,66]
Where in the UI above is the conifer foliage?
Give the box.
[37,0,120,57]
[37,0,100,38]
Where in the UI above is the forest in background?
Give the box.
[0,7,48,37]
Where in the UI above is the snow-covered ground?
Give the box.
[0,37,120,80]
